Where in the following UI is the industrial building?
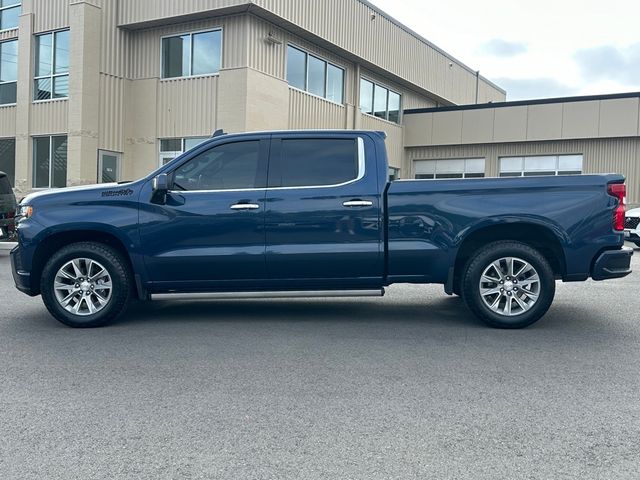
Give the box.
[0,0,639,204]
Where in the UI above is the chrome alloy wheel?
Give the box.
[479,257,540,317]
[53,258,113,316]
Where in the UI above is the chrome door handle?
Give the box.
[230,203,260,210]
[343,200,373,208]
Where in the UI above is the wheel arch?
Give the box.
[452,221,567,293]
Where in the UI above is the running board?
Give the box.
[150,289,385,301]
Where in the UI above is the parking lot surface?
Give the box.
[1,246,639,479]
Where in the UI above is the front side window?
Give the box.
[414,158,485,180]
[0,137,15,185]
[172,141,261,191]
[499,155,583,177]
[34,30,69,101]
[274,138,358,188]
[360,78,402,124]
[159,136,209,166]
[286,45,344,104]
[33,135,67,188]
[0,39,17,104]
[162,29,222,79]
[0,1,20,31]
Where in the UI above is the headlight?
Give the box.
[17,205,33,222]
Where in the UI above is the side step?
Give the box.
[150,289,385,301]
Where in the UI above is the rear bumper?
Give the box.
[10,245,36,296]
[592,247,633,281]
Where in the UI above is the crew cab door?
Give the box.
[139,136,269,288]
[264,134,383,286]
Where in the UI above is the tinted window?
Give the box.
[0,174,12,194]
[173,141,261,191]
[0,138,14,185]
[277,139,358,188]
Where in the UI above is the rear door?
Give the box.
[264,134,383,286]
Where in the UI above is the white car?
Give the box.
[625,207,640,247]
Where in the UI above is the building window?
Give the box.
[0,1,20,31]
[162,29,222,79]
[34,30,70,101]
[0,137,15,185]
[286,45,344,104]
[388,167,400,181]
[414,158,486,179]
[33,136,67,188]
[159,136,209,165]
[360,78,401,124]
[499,155,583,177]
[98,150,121,183]
[0,39,17,104]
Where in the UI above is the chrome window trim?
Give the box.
[168,137,365,194]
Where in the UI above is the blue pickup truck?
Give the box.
[11,130,633,329]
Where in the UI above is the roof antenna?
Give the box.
[212,129,226,138]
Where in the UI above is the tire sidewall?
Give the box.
[41,243,130,328]
[462,242,555,329]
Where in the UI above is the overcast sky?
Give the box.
[368,0,640,101]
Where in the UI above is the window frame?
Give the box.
[359,77,402,125]
[499,154,584,177]
[98,150,122,184]
[268,136,366,190]
[32,134,68,189]
[0,1,20,33]
[33,29,70,103]
[413,158,486,180]
[160,27,223,80]
[0,38,17,105]
[285,44,345,106]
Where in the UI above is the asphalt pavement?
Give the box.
[1,246,639,479]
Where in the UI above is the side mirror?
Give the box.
[152,173,169,204]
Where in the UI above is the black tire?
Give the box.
[40,242,132,328]
[461,241,556,329]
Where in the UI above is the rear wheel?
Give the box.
[461,241,556,329]
[41,242,132,328]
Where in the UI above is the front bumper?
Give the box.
[10,245,36,296]
[592,247,633,281]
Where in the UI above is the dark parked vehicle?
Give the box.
[11,130,633,329]
[0,171,16,241]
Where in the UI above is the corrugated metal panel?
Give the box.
[117,0,505,105]
[157,76,218,138]
[33,0,69,33]
[0,106,16,137]
[99,74,125,152]
[288,89,346,130]
[118,0,248,25]
[100,0,130,78]
[129,15,246,80]
[406,138,640,204]
[30,100,69,134]
[359,114,403,169]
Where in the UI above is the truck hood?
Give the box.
[21,182,138,206]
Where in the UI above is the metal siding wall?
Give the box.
[129,15,246,80]
[406,138,640,204]
[32,0,69,33]
[0,106,16,137]
[117,0,505,104]
[99,74,125,152]
[359,114,403,169]
[288,89,346,130]
[157,76,218,138]
[100,0,130,78]
[30,100,69,134]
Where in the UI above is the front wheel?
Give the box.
[41,242,132,328]
[461,241,556,329]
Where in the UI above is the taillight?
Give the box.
[607,183,626,231]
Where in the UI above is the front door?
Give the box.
[139,137,269,289]
[264,134,383,287]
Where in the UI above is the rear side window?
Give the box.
[0,175,12,194]
[172,141,261,191]
[275,138,358,188]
